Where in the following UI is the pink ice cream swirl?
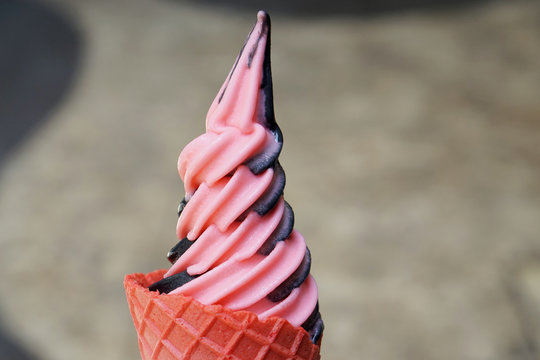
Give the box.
[149,11,323,343]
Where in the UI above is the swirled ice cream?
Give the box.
[149,11,323,344]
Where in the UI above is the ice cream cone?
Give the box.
[125,270,321,360]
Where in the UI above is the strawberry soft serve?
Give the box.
[125,11,323,359]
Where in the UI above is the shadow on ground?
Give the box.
[0,321,38,360]
[0,0,82,165]
[0,0,82,357]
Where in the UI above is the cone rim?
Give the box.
[124,269,321,359]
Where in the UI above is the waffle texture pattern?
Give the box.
[125,270,321,360]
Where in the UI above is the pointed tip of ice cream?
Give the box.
[257,10,270,25]
[206,10,276,134]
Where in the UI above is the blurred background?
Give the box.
[1,0,540,359]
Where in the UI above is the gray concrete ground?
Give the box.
[1,0,540,359]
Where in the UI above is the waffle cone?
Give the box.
[125,270,321,360]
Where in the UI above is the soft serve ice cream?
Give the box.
[125,12,323,359]
[148,11,323,344]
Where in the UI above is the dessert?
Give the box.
[125,11,323,360]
